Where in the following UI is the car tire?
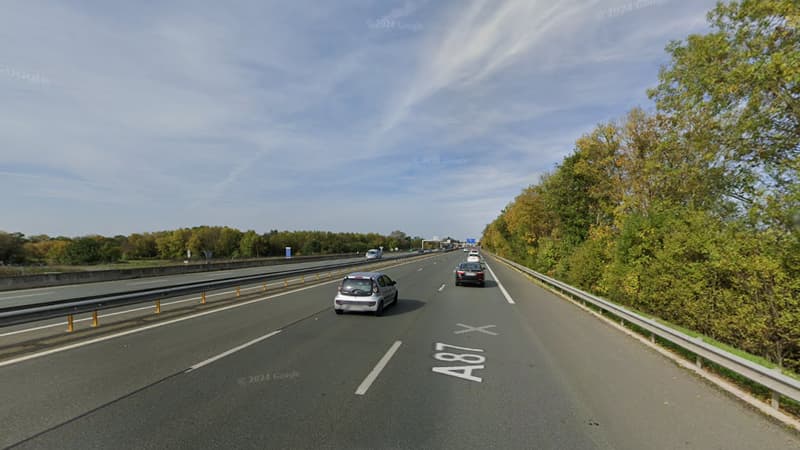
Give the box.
[335,309,343,315]
[375,300,384,317]
[455,280,460,286]
[479,282,485,287]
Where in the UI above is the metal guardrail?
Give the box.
[492,253,800,409]
[0,252,377,292]
[0,252,438,329]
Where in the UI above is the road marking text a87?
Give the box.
[432,342,485,383]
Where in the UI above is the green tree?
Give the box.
[46,240,70,264]
[123,233,158,259]
[217,227,242,258]
[99,239,122,263]
[63,237,102,264]
[649,0,799,216]
[0,231,26,264]
[239,230,262,258]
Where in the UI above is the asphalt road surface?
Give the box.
[1,252,797,449]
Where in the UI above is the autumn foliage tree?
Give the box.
[483,0,800,371]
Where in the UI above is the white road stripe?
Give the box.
[417,268,423,271]
[355,340,402,395]
[438,284,446,292]
[186,330,282,373]
[0,291,51,300]
[127,279,170,285]
[0,322,69,337]
[484,263,515,304]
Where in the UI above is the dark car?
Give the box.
[455,262,485,287]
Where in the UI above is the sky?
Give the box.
[0,0,718,240]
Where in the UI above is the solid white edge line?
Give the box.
[0,291,51,300]
[0,256,424,367]
[355,340,402,396]
[484,263,515,304]
[0,321,68,337]
[186,330,282,373]
[127,279,170,286]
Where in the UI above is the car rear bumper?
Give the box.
[456,277,484,285]
[334,298,379,312]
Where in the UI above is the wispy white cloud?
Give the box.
[372,0,596,139]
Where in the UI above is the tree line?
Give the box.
[0,228,423,265]
[483,1,799,371]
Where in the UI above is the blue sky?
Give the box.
[0,0,717,240]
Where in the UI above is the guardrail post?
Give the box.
[650,333,655,343]
[236,286,241,297]
[771,391,780,409]
[302,275,305,284]
[262,282,267,292]
[284,279,288,288]
[66,314,74,333]
[155,300,161,314]
[91,311,99,328]
[201,292,207,304]
[770,367,782,409]
[696,356,703,369]
[316,273,320,281]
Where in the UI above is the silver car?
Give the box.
[334,272,398,316]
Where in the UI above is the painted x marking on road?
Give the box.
[454,323,498,336]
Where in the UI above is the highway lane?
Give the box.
[1,252,798,449]
[0,253,414,308]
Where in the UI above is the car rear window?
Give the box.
[340,278,374,296]
[459,263,482,271]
